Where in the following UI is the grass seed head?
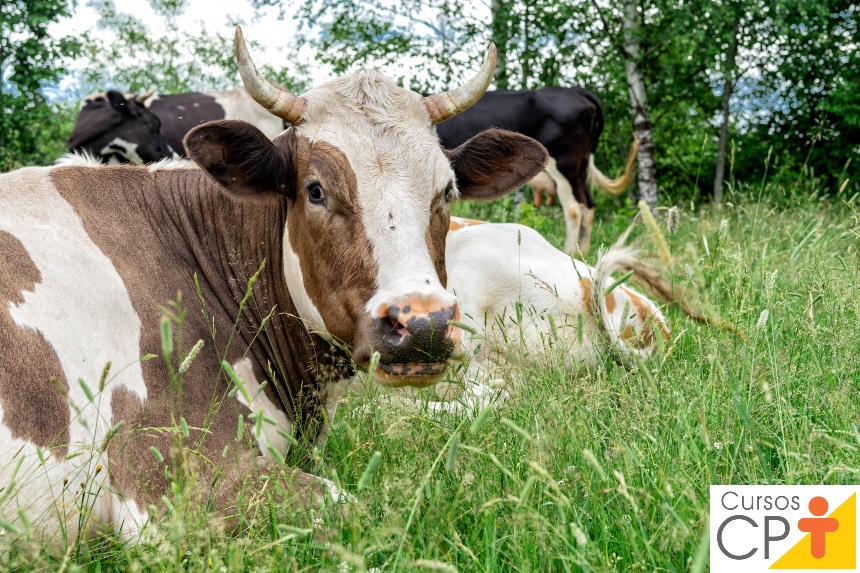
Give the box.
[667,206,679,234]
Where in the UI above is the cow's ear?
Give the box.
[446,129,548,201]
[185,120,294,200]
[106,91,133,115]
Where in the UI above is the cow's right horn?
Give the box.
[423,44,496,124]
[235,26,306,125]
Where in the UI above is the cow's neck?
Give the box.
[153,168,350,445]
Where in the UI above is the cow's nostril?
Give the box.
[387,316,408,339]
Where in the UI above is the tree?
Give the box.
[713,17,739,205]
[0,0,81,169]
[79,0,309,95]
[620,0,658,208]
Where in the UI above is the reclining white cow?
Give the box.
[435,216,669,411]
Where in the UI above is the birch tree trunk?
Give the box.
[491,0,510,89]
[713,19,740,205]
[621,0,658,209]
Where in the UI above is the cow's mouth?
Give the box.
[372,362,448,387]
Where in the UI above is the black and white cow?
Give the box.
[0,28,548,545]
[68,86,284,164]
[436,87,638,255]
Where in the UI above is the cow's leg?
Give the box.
[544,158,582,255]
[579,206,596,256]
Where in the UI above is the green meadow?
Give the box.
[5,167,859,572]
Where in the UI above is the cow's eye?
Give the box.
[444,181,454,202]
[307,183,325,204]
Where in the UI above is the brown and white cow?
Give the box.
[0,28,547,545]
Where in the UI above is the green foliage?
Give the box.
[80,0,309,95]
[0,0,81,169]
[296,0,859,204]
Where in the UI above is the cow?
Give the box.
[435,87,638,256]
[0,27,549,546]
[68,86,284,165]
[413,216,670,413]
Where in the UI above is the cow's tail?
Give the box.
[587,134,639,196]
[589,223,642,363]
[612,255,747,341]
[589,220,746,364]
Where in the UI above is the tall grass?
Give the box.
[6,175,860,571]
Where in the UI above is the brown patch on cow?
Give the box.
[448,217,486,232]
[620,324,634,342]
[622,287,652,322]
[285,139,380,345]
[0,231,70,456]
[51,157,348,516]
[605,292,616,314]
[619,319,657,350]
[580,277,592,313]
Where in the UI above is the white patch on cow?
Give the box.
[54,150,104,167]
[282,223,327,334]
[208,88,284,139]
[148,157,195,172]
[296,71,457,319]
[100,137,145,165]
[107,155,121,165]
[0,167,148,543]
[111,492,150,542]
[232,357,294,458]
[445,222,602,385]
[438,221,669,411]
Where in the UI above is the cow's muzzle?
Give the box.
[354,299,461,387]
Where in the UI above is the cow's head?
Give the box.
[68,90,174,164]
[185,28,547,387]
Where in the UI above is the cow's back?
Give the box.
[148,89,285,155]
[435,87,601,150]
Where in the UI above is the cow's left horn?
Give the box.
[423,44,496,124]
[235,26,306,125]
[136,84,157,104]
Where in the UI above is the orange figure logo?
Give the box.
[798,497,840,559]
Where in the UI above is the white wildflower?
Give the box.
[667,206,680,234]
[713,442,723,451]
[757,309,769,329]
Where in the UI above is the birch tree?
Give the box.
[620,0,658,208]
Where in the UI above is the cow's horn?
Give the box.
[423,44,496,124]
[235,26,306,125]
[136,84,157,103]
